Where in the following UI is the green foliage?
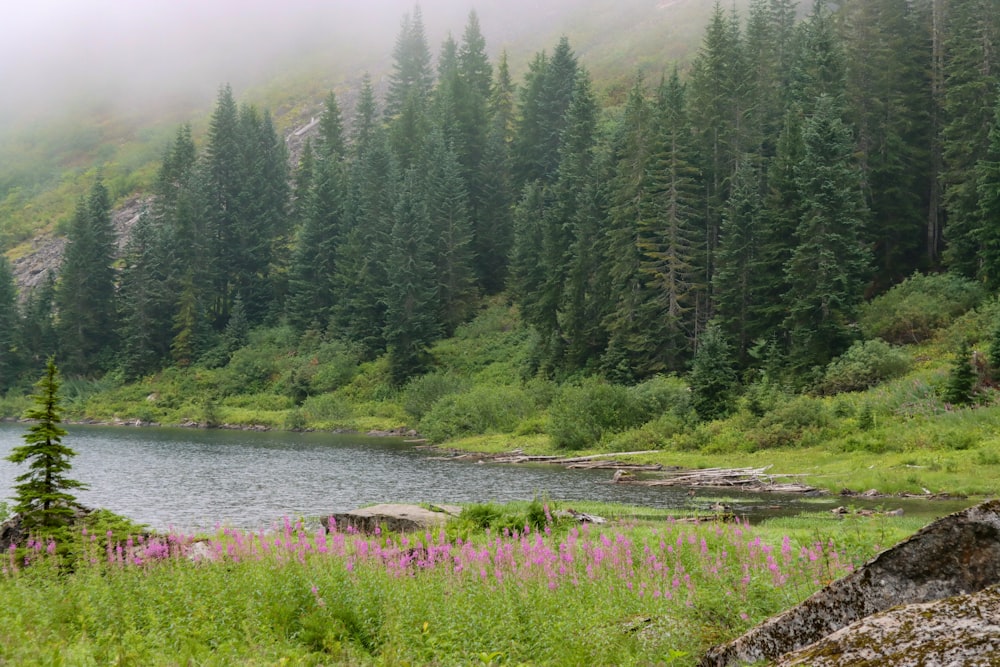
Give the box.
[401,372,469,421]
[689,325,738,422]
[749,395,830,449]
[943,342,977,406]
[859,273,985,344]
[816,339,912,395]
[548,379,648,449]
[6,359,86,537]
[419,384,534,442]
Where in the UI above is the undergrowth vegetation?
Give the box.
[0,501,919,666]
[4,280,1000,497]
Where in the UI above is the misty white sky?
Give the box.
[0,0,467,123]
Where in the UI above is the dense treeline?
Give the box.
[1,0,999,397]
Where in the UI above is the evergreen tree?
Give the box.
[201,84,243,326]
[603,76,657,381]
[117,208,173,380]
[287,153,345,333]
[784,95,871,371]
[941,0,1000,276]
[0,256,20,392]
[20,275,57,370]
[841,0,932,287]
[383,169,440,385]
[513,38,579,186]
[422,130,477,335]
[755,110,805,341]
[6,359,86,537]
[56,178,117,376]
[474,51,516,293]
[640,72,706,372]
[385,6,434,119]
[975,92,1000,288]
[332,131,396,356]
[316,91,346,161]
[352,74,379,158]
[689,2,749,304]
[689,324,738,421]
[944,341,977,405]
[714,159,766,363]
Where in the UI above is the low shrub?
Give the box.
[419,384,535,442]
[859,272,984,344]
[548,379,647,449]
[815,339,912,395]
[301,393,354,426]
[401,372,469,420]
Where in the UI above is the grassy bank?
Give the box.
[0,501,928,666]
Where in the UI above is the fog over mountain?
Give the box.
[0,0,716,129]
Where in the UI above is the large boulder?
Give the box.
[775,585,1000,666]
[700,499,1000,666]
[320,503,461,534]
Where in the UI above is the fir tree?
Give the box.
[385,6,434,119]
[383,169,441,385]
[944,341,977,405]
[56,178,118,376]
[689,324,738,421]
[784,95,871,371]
[0,256,20,392]
[6,359,87,537]
[975,93,1000,288]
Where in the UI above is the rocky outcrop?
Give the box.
[321,503,461,534]
[700,499,1000,666]
[10,194,149,297]
[775,585,1000,666]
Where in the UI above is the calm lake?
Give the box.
[0,423,972,532]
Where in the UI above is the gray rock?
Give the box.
[321,503,461,534]
[700,499,1000,666]
[775,585,1000,666]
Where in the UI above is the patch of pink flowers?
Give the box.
[2,515,856,612]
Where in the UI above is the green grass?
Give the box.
[0,500,924,666]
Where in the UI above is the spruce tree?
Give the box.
[689,324,738,421]
[975,93,1000,289]
[944,341,977,405]
[56,178,118,376]
[784,95,871,371]
[385,6,434,119]
[0,256,20,392]
[383,169,440,385]
[6,359,86,537]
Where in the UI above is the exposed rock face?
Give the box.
[775,586,1000,666]
[10,194,149,297]
[700,499,1000,666]
[321,503,461,535]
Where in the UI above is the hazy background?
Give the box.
[0,0,604,125]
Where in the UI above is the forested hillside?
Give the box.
[2,0,1000,445]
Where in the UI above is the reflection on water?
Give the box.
[0,423,974,532]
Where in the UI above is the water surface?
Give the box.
[0,423,973,532]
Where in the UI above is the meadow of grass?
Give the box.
[0,501,923,666]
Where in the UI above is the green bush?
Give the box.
[859,272,984,344]
[301,393,354,425]
[419,384,535,442]
[628,375,693,422]
[401,372,469,420]
[549,379,648,449]
[749,395,830,449]
[815,339,912,395]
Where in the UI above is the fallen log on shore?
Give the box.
[614,465,822,494]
